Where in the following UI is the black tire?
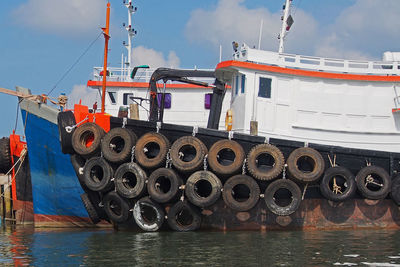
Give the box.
[356,166,391,200]
[287,147,325,183]
[264,179,302,216]
[208,139,245,176]
[167,201,201,232]
[390,175,400,205]
[320,166,356,202]
[103,191,132,223]
[147,168,183,203]
[0,137,11,174]
[133,196,165,232]
[170,136,207,173]
[246,144,285,181]
[185,171,222,208]
[80,193,100,224]
[71,122,105,158]
[70,154,87,188]
[135,132,170,169]
[83,157,114,192]
[101,127,137,164]
[222,175,260,211]
[57,111,76,154]
[114,162,147,199]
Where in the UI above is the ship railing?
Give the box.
[240,46,400,75]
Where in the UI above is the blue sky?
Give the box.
[1,0,399,138]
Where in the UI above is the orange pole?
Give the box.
[101,3,111,113]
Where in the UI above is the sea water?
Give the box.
[0,226,399,266]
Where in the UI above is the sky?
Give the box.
[1,0,400,138]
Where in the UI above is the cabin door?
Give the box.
[254,74,275,133]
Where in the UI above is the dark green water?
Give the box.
[0,226,399,266]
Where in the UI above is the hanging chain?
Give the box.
[203,154,208,171]
[165,149,172,169]
[242,158,247,175]
[131,146,136,162]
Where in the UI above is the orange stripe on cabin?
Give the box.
[216,60,400,82]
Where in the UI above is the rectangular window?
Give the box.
[157,93,172,109]
[205,93,212,109]
[241,74,246,94]
[258,77,272,98]
[108,92,117,104]
[123,93,135,105]
[235,75,239,96]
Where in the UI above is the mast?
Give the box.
[123,0,137,80]
[101,2,111,113]
[278,0,293,54]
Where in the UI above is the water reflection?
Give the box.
[0,226,399,266]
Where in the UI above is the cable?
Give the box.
[47,31,103,96]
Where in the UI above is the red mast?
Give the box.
[101,2,111,113]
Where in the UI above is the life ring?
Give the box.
[101,127,137,164]
[133,196,165,232]
[319,166,356,202]
[208,139,245,176]
[167,201,201,232]
[114,162,147,199]
[246,144,285,181]
[57,111,76,154]
[286,147,325,183]
[135,132,170,169]
[83,157,114,192]
[390,174,400,205]
[147,168,183,203]
[0,137,11,174]
[170,136,207,173]
[71,122,105,158]
[222,174,260,211]
[355,166,391,200]
[80,193,100,224]
[264,179,302,216]
[103,191,132,223]
[185,170,222,208]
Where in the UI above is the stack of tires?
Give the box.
[58,111,396,231]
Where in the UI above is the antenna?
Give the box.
[123,0,137,79]
[258,19,263,50]
[278,0,294,54]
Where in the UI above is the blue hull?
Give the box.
[21,109,88,223]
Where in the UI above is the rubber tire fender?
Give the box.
[319,166,356,202]
[71,122,105,158]
[101,127,137,164]
[222,174,260,211]
[390,174,400,205]
[167,201,201,232]
[147,168,183,203]
[246,144,285,181]
[57,111,76,154]
[185,170,222,208]
[70,154,87,189]
[264,179,302,216]
[355,165,391,200]
[135,132,170,169]
[133,196,165,232]
[170,136,207,173]
[286,147,325,183]
[207,139,245,176]
[0,137,11,174]
[103,191,132,223]
[83,157,114,192]
[80,193,100,224]
[114,162,147,199]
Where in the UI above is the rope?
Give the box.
[47,31,103,96]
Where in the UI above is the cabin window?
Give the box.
[258,77,272,98]
[235,75,239,96]
[205,93,212,109]
[157,93,172,109]
[108,92,117,105]
[123,93,134,105]
[241,74,246,94]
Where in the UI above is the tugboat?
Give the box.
[59,0,400,231]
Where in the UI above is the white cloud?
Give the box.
[68,84,99,109]
[131,46,180,69]
[13,0,106,36]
